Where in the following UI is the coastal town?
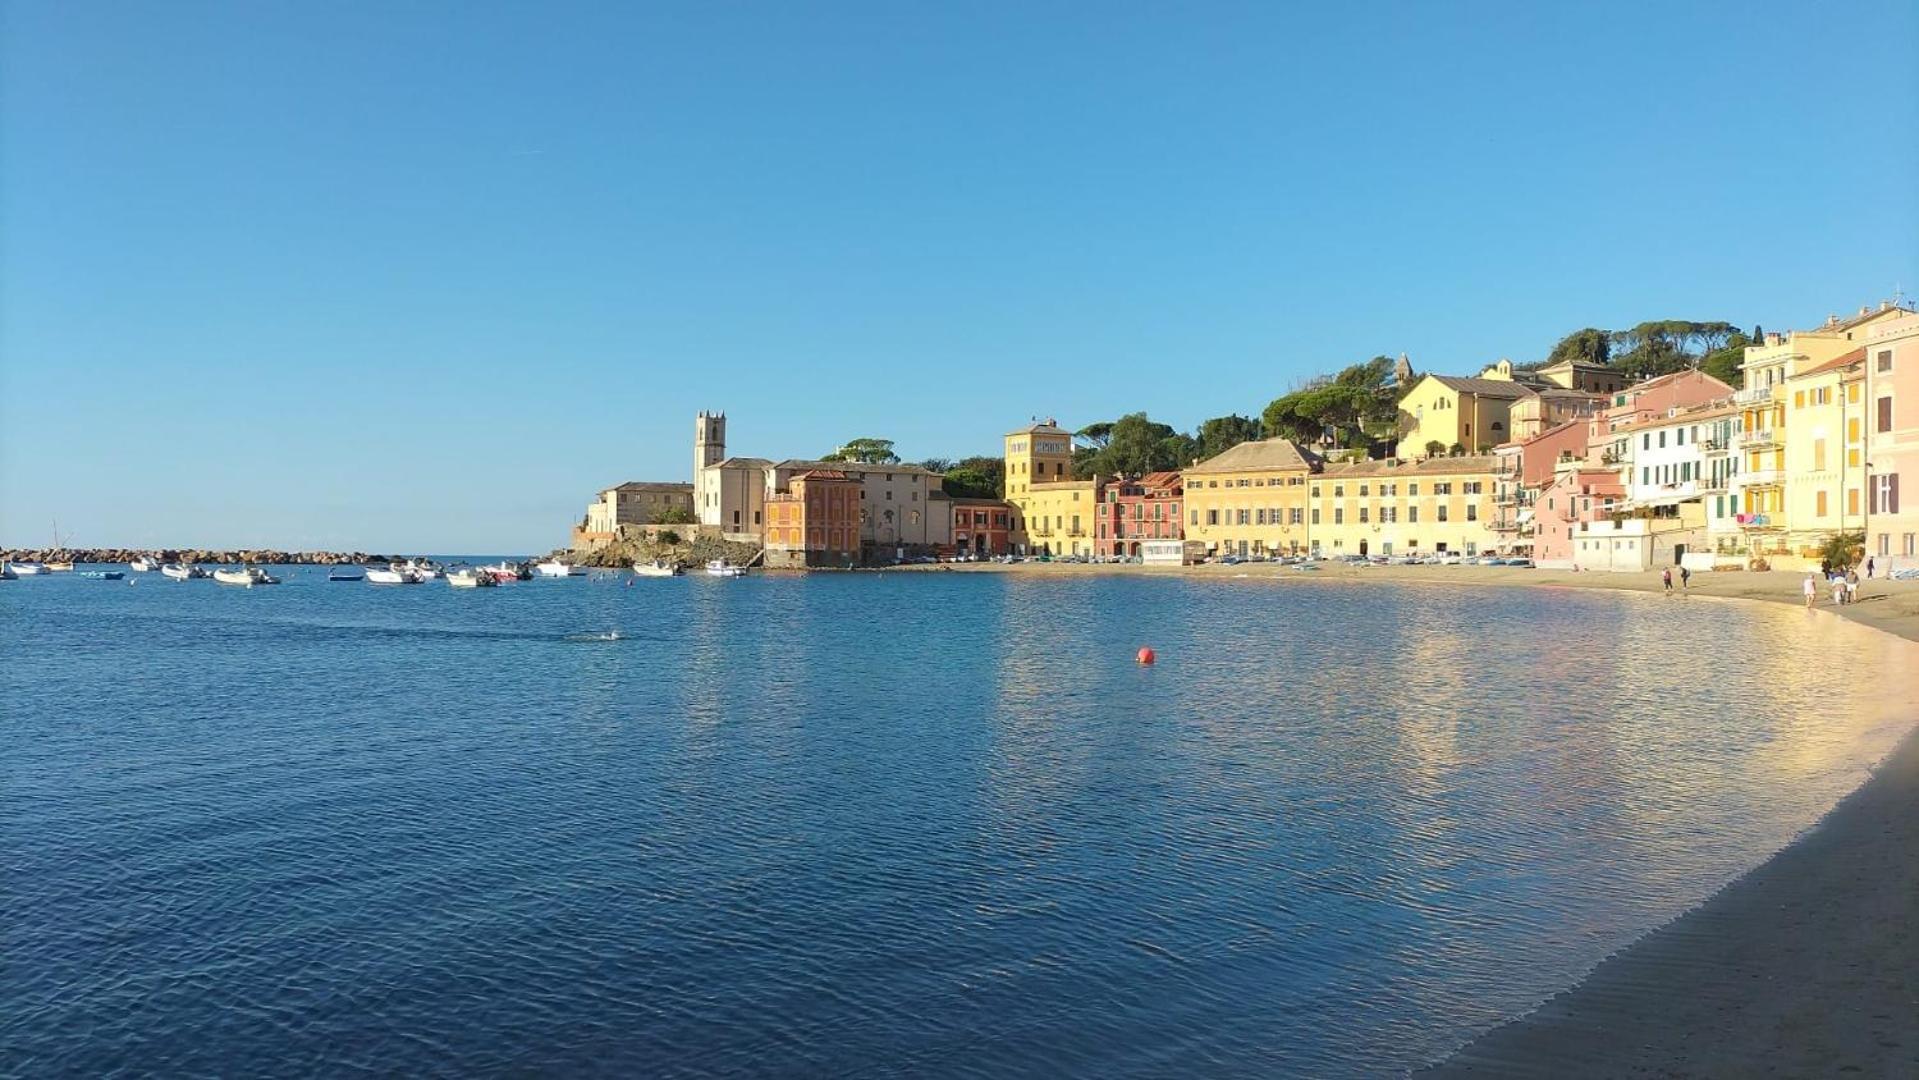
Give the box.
[568,300,1919,578]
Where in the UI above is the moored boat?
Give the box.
[160,563,205,581]
[402,559,442,581]
[1,564,15,580]
[45,560,74,573]
[481,561,529,583]
[446,568,497,588]
[365,566,420,585]
[213,567,279,587]
[535,559,587,577]
[9,561,48,576]
[79,570,127,581]
[704,559,747,578]
[633,559,681,577]
[130,556,161,573]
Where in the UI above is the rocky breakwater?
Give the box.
[1,547,404,566]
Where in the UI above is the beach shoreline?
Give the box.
[913,559,1919,1076]
[902,559,1919,645]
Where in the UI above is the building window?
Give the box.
[1881,396,1895,433]
[1409,506,1419,523]
[1334,509,1344,525]
[1466,504,1478,521]
[1437,506,1448,522]
[1207,510,1219,525]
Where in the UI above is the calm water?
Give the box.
[4,568,1912,1077]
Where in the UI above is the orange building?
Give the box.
[763,470,862,568]
[951,498,1015,556]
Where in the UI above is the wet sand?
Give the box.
[915,560,1919,1076]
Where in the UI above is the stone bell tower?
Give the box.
[694,411,726,526]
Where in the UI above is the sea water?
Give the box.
[3,568,1910,1076]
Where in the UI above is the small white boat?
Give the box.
[80,570,127,581]
[633,560,681,578]
[45,560,75,573]
[481,561,530,582]
[704,559,747,578]
[402,560,441,581]
[9,561,47,576]
[446,568,497,588]
[130,557,161,573]
[160,564,205,581]
[535,560,587,578]
[213,567,279,587]
[365,566,420,585]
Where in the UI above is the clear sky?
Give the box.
[4,1,1916,553]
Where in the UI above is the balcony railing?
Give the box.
[1732,385,1774,405]
[1739,429,1778,449]
[1742,467,1783,487]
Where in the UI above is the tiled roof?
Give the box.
[1006,420,1072,436]
[1137,470,1183,489]
[1183,438,1317,474]
[1424,375,1538,401]
[1796,347,1868,377]
[790,469,855,482]
[606,481,694,493]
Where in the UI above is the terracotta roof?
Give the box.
[1795,347,1868,378]
[709,456,773,469]
[1423,374,1538,400]
[790,469,855,482]
[1318,454,1498,479]
[1183,437,1317,475]
[1137,470,1183,489]
[1531,387,1603,400]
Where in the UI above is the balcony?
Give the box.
[1732,385,1775,406]
[1738,429,1778,450]
[1741,467,1783,488]
[1736,512,1783,531]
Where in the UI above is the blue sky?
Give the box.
[4,1,1915,553]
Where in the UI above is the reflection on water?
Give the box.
[2,571,1912,1078]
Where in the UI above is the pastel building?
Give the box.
[1394,364,1539,459]
[1307,456,1499,558]
[1096,471,1183,557]
[763,470,863,568]
[1865,312,1919,567]
[571,481,696,550]
[1003,419,1095,556]
[1492,420,1591,554]
[1181,438,1316,559]
[1533,468,1627,569]
[692,412,771,539]
[951,498,1016,556]
[770,459,948,554]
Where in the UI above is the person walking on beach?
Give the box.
[1662,567,1673,594]
[1804,572,1818,608]
[1846,568,1860,605]
[1867,555,1876,579]
[1680,565,1691,591]
[1831,573,1846,606]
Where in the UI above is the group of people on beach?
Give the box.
[1660,565,1690,594]
[1805,566,1862,608]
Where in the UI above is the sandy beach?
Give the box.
[919,559,1919,1076]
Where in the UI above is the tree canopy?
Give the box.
[1260,356,1400,451]
[1072,413,1194,478]
[940,455,1005,500]
[1195,414,1263,460]
[822,437,900,465]
[1546,327,1610,366]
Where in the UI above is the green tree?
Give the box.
[1423,439,1446,458]
[1194,414,1262,460]
[1700,330,1752,389]
[1818,531,1865,570]
[941,455,1006,500]
[916,457,954,474]
[823,438,900,464]
[1260,357,1398,451]
[1075,421,1115,449]
[1075,412,1186,478]
[1546,327,1611,366]
[654,505,695,525]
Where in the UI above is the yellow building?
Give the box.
[1395,364,1539,459]
[1181,438,1317,558]
[1734,304,1908,563]
[1308,456,1500,558]
[1003,419,1093,556]
[1782,348,1868,557]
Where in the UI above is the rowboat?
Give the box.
[80,570,127,581]
[365,566,420,585]
[9,562,47,576]
[327,568,364,581]
[704,559,747,578]
[446,568,497,588]
[130,557,161,573]
[536,560,586,577]
[160,564,205,581]
[213,567,279,586]
[633,560,681,577]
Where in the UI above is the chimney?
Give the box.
[1766,332,1781,346]
[1860,305,1872,316]
[1827,314,1839,327]
[1882,300,1894,311]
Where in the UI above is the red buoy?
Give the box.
[1137,647,1156,665]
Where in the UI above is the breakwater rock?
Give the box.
[1,548,405,566]
[563,535,761,570]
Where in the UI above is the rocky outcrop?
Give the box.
[0,548,405,566]
[560,533,761,570]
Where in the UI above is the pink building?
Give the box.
[1533,468,1626,569]
[1587,369,1735,458]
[1492,419,1592,553]
[1096,471,1183,556]
[1866,313,1919,569]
